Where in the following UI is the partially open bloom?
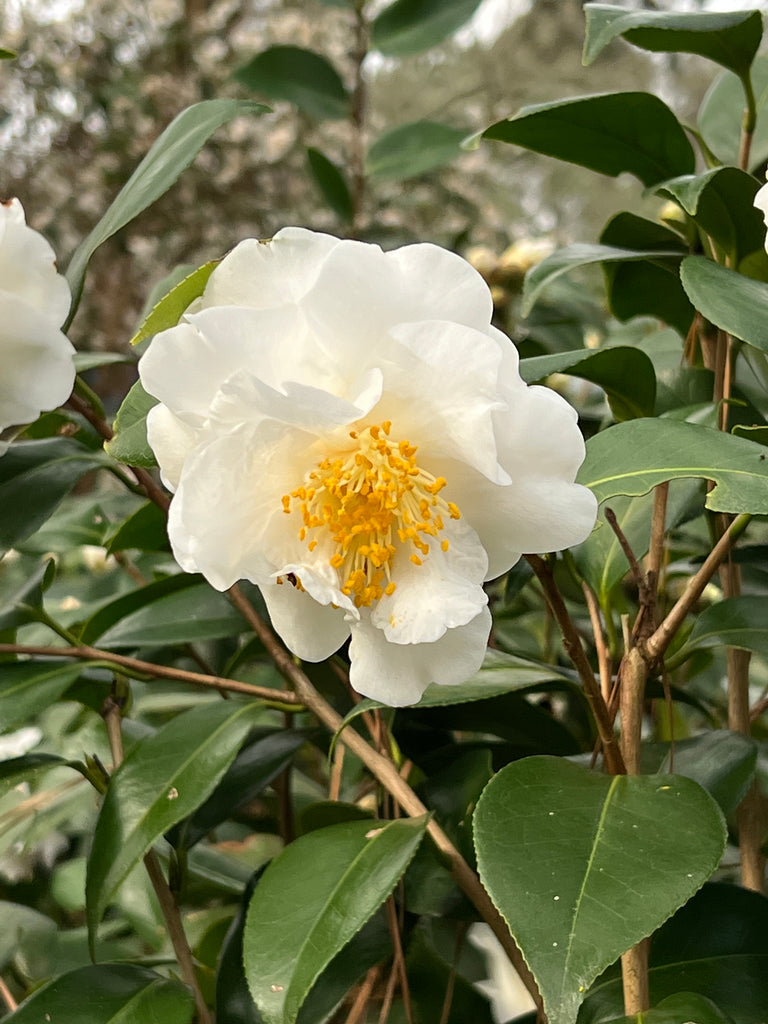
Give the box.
[0,199,75,449]
[139,228,596,705]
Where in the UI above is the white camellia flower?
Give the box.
[139,228,597,706]
[756,179,768,248]
[0,200,75,449]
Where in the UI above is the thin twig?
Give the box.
[345,966,380,1024]
[0,974,17,1013]
[581,581,612,704]
[645,483,669,586]
[439,921,470,1024]
[385,896,413,1024]
[224,583,543,1011]
[525,556,625,775]
[0,643,298,705]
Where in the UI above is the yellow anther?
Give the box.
[385,581,396,596]
[448,502,461,520]
[441,539,450,552]
[410,554,423,566]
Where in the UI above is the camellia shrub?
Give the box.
[3,4,768,1024]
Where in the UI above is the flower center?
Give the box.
[281,421,461,608]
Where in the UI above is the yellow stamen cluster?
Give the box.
[281,422,461,607]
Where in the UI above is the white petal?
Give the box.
[756,182,768,252]
[0,200,70,327]
[201,229,343,308]
[348,608,492,706]
[260,579,350,661]
[386,242,494,329]
[145,405,198,492]
[370,518,488,644]
[496,384,587,481]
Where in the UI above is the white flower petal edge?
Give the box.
[0,200,75,438]
[139,227,598,706]
[756,180,768,251]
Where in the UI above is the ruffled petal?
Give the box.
[0,200,71,328]
[348,608,492,706]
[260,579,351,661]
[145,405,198,492]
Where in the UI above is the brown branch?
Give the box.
[581,582,612,704]
[645,483,669,585]
[0,974,17,1013]
[225,584,542,1011]
[525,556,625,775]
[0,643,298,705]
[385,895,413,1024]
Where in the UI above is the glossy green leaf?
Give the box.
[370,0,483,57]
[482,93,695,186]
[0,661,91,733]
[600,992,733,1024]
[474,757,726,1024]
[522,244,684,319]
[173,728,309,849]
[578,417,768,513]
[306,148,353,223]
[217,875,265,1024]
[86,700,262,945]
[657,730,757,817]
[681,596,768,661]
[80,572,200,645]
[366,120,466,180]
[580,883,768,1024]
[235,47,348,120]
[129,260,218,347]
[406,924,495,1024]
[95,580,247,648]
[656,168,764,265]
[680,256,768,352]
[244,816,428,1023]
[0,48,16,59]
[0,754,76,797]
[105,500,169,554]
[104,379,158,468]
[0,439,107,552]
[583,5,762,77]
[699,56,768,167]
[519,346,656,420]
[573,479,701,604]
[65,100,266,320]
[5,964,194,1024]
[0,556,56,631]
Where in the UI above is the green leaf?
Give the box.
[481,93,695,187]
[655,730,757,818]
[681,596,768,662]
[86,700,262,946]
[578,417,768,514]
[370,0,483,57]
[104,380,158,468]
[74,352,133,373]
[65,100,266,320]
[0,902,57,970]
[680,256,768,353]
[306,148,353,223]
[244,817,428,1024]
[105,500,169,554]
[80,572,200,645]
[656,168,764,265]
[521,243,685,319]
[519,346,656,420]
[95,580,247,649]
[474,757,726,1024]
[0,662,91,733]
[129,260,218,347]
[0,48,16,59]
[600,992,733,1024]
[699,55,768,167]
[583,5,763,77]
[217,874,265,1024]
[366,121,466,180]
[0,439,107,552]
[0,556,56,631]
[5,964,194,1024]
[580,883,768,1024]
[234,47,348,120]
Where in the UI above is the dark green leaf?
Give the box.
[366,121,466,180]
[0,48,16,59]
[0,439,107,552]
[65,100,266,320]
[519,346,656,420]
[104,379,159,468]
[474,757,726,1024]
[600,992,733,1024]
[583,5,762,77]
[244,817,428,1024]
[482,93,695,186]
[80,572,200,645]
[86,700,262,946]
[681,596,768,661]
[657,730,757,817]
[580,883,768,1024]
[129,260,218,347]
[235,47,348,120]
[680,256,768,353]
[371,0,483,57]
[521,242,685,319]
[578,417,768,514]
[0,557,56,631]
[105,500,169,554]
[95,580,247,648]
[217,873,265,1024]
[656,168,764,265]
[699,56,768,167]
[5,964,194,1024]
[306,148,353,223]
[0,661,90,733]
[406,924,495,1024]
